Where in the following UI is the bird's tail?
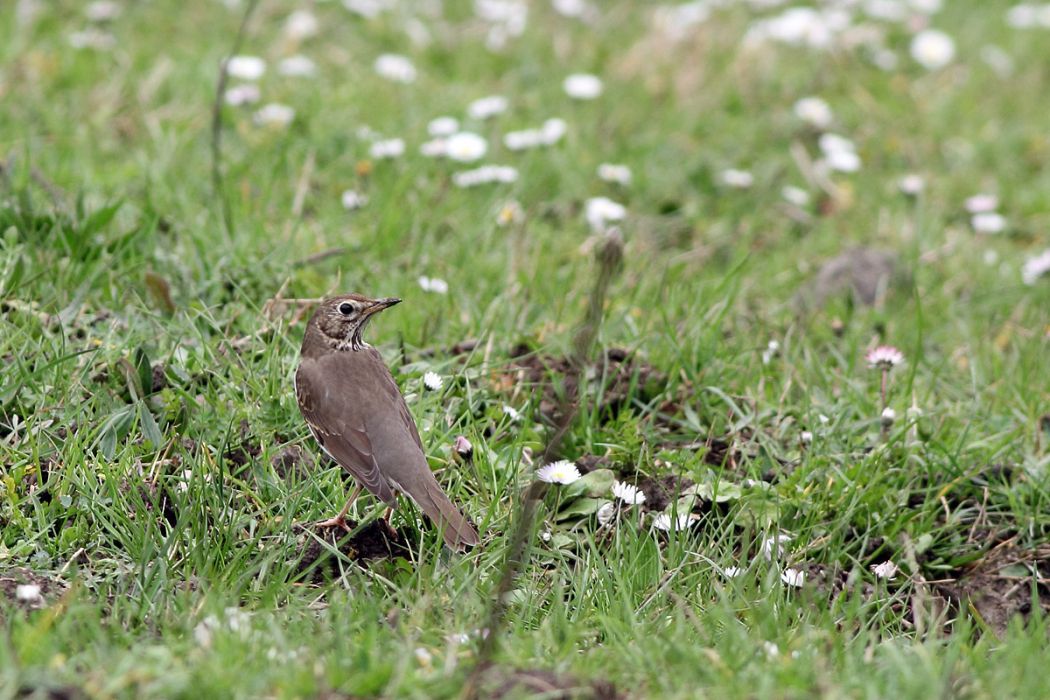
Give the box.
[416,482,480,551]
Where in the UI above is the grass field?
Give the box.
[2,0,1050,697]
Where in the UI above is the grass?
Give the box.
[2,0,1050,697]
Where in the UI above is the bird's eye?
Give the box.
[338,302,354,316]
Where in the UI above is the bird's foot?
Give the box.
[313,515,353,532]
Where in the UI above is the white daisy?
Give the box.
[872,560,899,580]
[16,584,42,601]
[225,55,266,81]
[278,55,316,78]
[467,95,509,120]
[971,212,1007,234]
[369,138,405,159]
[445,132,488,162]
[865,345,904,369]
[898,173,925,196]
[781,568,805,587]
[85,1,121,22]
[762,533,792,560]
[781,185,810,207]
[344,0,394,18]
[762,339,780,365]
[825,149,861,173]
[1022,249,1050,285]
[224,84,260,106]
[253,103,295,127]
[502,404,522,421]
[496,200,524,226]
[427,116,459,137]
[612,480,646,505]
[423,371,443,391]
[800,430,814,444]
[653,512,696,532]
[720,169,754,189]
[284,10,319,40]
[793,96,833,129]
[965,193,999,213]
[596,501,617,527]
[417,276,449,294]
[722,566,744,579]
[563,73,603,99]
[818,133,856,156]
[341,190,368,210]
[597,163,632,186]
[584,196,626,233]
[452,165,519,188]
[881,407,897,426]
[374,53,417,83]
[420,139,447,157]
[910,29,955,70]
[536,460,581,485]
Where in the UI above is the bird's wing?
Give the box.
[295,358,397,505]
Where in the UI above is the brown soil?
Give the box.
[937,539,1050,637]
[294,521,411,582]
[486,668,623,700]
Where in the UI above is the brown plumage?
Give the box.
[295,293,479,550]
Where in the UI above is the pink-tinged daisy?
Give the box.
[536,460,581,485]
[865,345,904,370]
[1022,249,1050,286]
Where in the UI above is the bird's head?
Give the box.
[310,294,401,351]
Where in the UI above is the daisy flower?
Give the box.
[502,404,522,422]
[85,1,121,22]
[781,186,810,207]
[444,132,488,162]
[585,196,626,232]
[278,55,316,78]
[284,10,319,40]
[1022,249,1050,285]
[16,584,42,601]
[536,460,581,485]
[496,200,524,226]
[427,116,459,136]
[722,566,744,579]
[910,29,955,70]
[225,55,266,81]
[417,276,449,294]
[865,345,904,369]
[762,533,792,560]
[423,371,443,391]
[793,96,833,129]
[881,407,897,426]
[253,103,294,127]
[781,568,805,587]
[720,169,754,189]
[563,73,603,99]
[374,53,417,83]
[341,190,368,210]
[653,512,696,532]
[612,480,646,505]
[224,84,260,106]
[898,173,925,196]
[965,193,999,213]
[871,560,899,580]
[467,95,509,120]
[971,212,1007,234]
[369,138,405,159]
[452,165,518,188]
[597,163,632,186]
[597,502,616,527]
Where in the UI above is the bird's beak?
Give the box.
[365,297,401,316]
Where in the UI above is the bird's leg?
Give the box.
[314,485,362,531]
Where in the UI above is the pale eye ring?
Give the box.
[338,302,354,316]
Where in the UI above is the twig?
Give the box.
[211,0,261,236]
[462,229,624,699]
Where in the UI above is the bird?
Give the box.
[294,293,480,550]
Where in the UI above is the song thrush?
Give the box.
[295,293,479,550]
